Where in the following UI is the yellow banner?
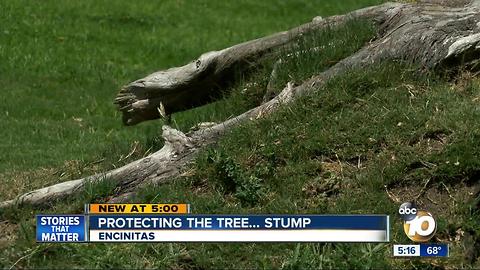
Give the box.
[88,204,189,214]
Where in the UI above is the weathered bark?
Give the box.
[3,0,480,208]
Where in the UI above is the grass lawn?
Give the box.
[1,0,479,269]
[0,0,383,200]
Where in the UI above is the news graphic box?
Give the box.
[393,244,420,257]
[420,244,449,257]
[87,203,190,214]
[393,244,449,257]
[88,214,390,243]
[36,215,86,243]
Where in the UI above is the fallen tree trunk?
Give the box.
[3,0,480,208]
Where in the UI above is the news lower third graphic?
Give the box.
[393,202,449,258]
[36,204,390,243]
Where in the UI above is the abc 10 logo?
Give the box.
[399,202,436,242]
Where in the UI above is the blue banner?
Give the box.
[420,244,449,257]
[36,215,86,242]
[88,215,388,230]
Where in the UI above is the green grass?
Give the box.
[141,64,480,269]
[2,0,480,269]
[0,0,384,200]
[4,62,480,268]
[0,0,384,173]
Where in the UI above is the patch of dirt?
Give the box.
[388,183,476,216]
[301,159,356,209]
[302,177,340,198]
[320,157,362,174]
[302,158,362,198]
[321,160,344,176]
[409,130,449,154]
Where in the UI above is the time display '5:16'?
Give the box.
[393,245,420,257]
